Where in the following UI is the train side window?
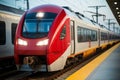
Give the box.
[109,34,111,40]
[91,30,97,41]
[77,26,88,42]
[80,27,84,42]
[60,25,66,40]
[77,26,82,42]
[104,33,107,40]
[83,28,87,41]
[11,23,17,44]
[105,33,108,40]
[87,29,91,41]
[77,27,97,42]
[0,21,6,45]
[77,26,87,42]
[101,32,107,40]
[101,32,104,40]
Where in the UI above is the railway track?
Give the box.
[25,48,109,80]
[1,56,93,80]
[0,43,116,80]
[26,56,98,80]
[0,62,17,75]
[0,55,98,80]
[0,71,33,80]
[25,44,115,80]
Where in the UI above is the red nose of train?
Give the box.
[14,37,48,71]
[14,4,66,71]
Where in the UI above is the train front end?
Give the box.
[14,5,70,72]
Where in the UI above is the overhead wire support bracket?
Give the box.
[88,5,106,23]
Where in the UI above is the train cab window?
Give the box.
[22,12,57,38]
[0,21,6,45]
[60,25,66,40]
[11,23,17,44]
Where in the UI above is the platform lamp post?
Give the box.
[115,27,119,33]
[15,0,20,8]
[15,0,29,10]
[118,27,120,34]
[24,0,29,10]
[26,0,29,10]
[110,22,116,32]
[115,27,116,33]
[84,10,106,23]
[116,25,119,33]
[105,19,114,30]
[88,5,106,23]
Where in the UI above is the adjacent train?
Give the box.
[14,4,120,72]
[0,4,24,70]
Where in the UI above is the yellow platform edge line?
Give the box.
[66,43,120,80]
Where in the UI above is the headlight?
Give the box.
[18,38,28,46]
[36,39,48,46]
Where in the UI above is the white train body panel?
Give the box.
[0,11,21,58]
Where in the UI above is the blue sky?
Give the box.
[0,0,119,30]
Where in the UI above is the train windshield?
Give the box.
[22,12,57,38]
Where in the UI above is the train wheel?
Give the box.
[95,47,101,54]
[76,53,83,61]
[65,58,74,68]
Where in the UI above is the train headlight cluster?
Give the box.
[36,39,48,46]
[18,38,28,46]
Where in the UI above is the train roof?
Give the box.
[0,4,24,15]
[24,4,106,31]
[63,6,110,31]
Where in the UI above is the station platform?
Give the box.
[66,43,120,80]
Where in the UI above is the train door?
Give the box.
[70,20,75,54]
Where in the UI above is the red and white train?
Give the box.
[14,4,120,72]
